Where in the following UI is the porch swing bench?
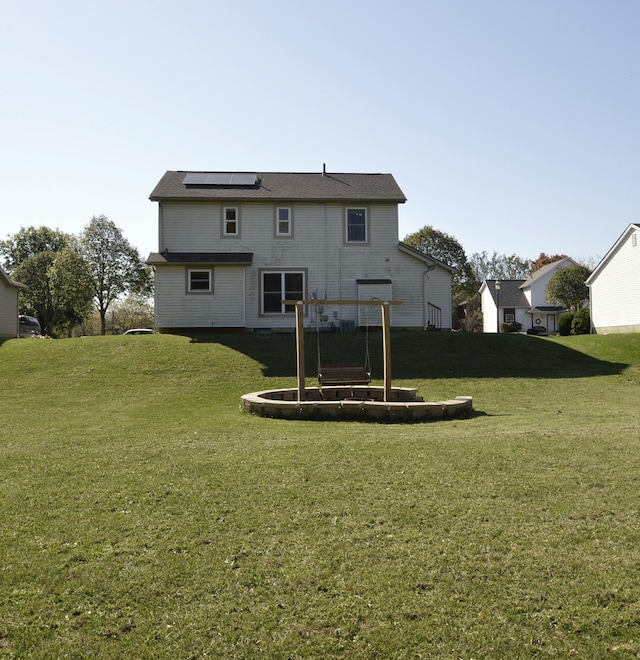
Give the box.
[318,365,371,387]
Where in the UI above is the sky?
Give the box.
[2,0,639,267]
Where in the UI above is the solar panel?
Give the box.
[183,172,257,186]
[229,173,257,185]
[183,172,210,184]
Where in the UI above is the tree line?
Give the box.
[0,216,152,336]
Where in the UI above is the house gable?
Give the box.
[586,224,640,333]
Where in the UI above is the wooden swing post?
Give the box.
[284,299,402,403]
[382,302,392,402]
[295,301,305,400]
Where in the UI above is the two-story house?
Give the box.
[479,257,577,333]
[147,170,455,333]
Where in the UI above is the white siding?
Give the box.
[590,229,640,333]
[481,286,498,333]
[160,203,222,252]
[155,266,245,329]
[156,200,452,330]
[357,282,392,327]
[0,278,19,337]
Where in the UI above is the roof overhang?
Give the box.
[146,252,253,266]
[0,267,26,289]
[397,242,458,273]
[526,306,566,314]
[586,223,640,285]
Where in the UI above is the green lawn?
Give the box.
[1,331,640,658]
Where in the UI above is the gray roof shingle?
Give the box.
[146,252,253,265]
[486,280,529,307]
[150,171,407,203]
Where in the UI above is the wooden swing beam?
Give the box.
[282,299,402,403]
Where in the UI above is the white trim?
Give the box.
[260,270,306,315]
[223,206,239,237]
[187,268,212,293]
[345,207,368,244]
[276,207,292,237]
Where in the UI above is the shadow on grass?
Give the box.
[186,331,627,380]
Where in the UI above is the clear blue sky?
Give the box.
[2,0,639,266]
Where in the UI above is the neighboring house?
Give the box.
[0,267,26,338]
[479,279,528,333]
[480,257,577,333]
[586,223,640,334]
[147,170,456,332]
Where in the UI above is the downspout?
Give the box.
[423,265,435,330]
[158,203,163,251]
[324,203,328,298]
[423,270,428,330]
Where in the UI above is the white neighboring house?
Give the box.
[586,223,640,334]
[479,257,577,333]
[147,170,456,333]
[479,280,528,333]
[0,267,26,338]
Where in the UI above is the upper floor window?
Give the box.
[276,207,292,237]
[188,269,212,293]
[346,208,367,243]
[223,207,239,236]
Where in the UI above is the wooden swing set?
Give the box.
[282,299,402,402]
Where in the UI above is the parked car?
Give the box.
[18,315,41,337]
[123,328,156,335]
[527,326,547,336]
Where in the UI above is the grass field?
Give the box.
[2,330,640,658]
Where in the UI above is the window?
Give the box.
[223,207,239,236]
[261,271,304,314]
[188,269,212,293]
[346,208,367,243]
[276,207,292,236]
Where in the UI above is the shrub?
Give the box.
[500,321,522,333]
[571,307,590,335]
[558,312,575,336]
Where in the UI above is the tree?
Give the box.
[109,294,155,335]
[1,227,93,336]
[80,215,153,335]
[530,253,568,275]
[48,247,94,336]
[0,225,68,271]
[403,225,478,301]
[546,263,592,311]
[469,251,531,281]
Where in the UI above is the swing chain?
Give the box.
[364,304,372,378]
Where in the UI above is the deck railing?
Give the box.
[427,302,442,330]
